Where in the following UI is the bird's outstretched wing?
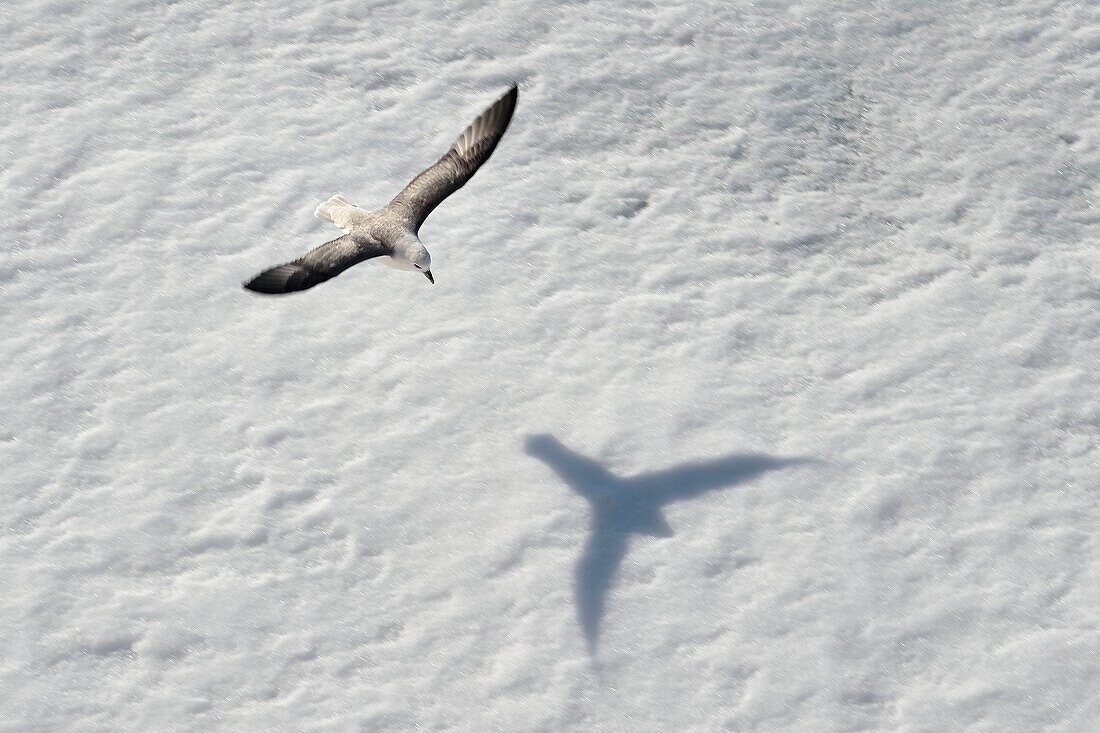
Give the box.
[243,234,390,295]
[388,84,518,232]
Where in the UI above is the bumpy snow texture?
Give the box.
[2,0,1098,730]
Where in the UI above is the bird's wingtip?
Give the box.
[242,263,314,295]
[242,278,269,295]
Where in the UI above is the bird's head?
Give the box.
[409,243,433,284]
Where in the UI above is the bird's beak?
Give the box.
[424,270,435,284]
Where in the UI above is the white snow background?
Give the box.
[2,0,1099,730]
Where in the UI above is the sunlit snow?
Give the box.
[2,0,1098,730]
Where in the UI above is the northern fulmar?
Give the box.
[244,84,518,294]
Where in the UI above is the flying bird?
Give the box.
[243,84,519,294]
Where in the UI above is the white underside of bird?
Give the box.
[313,194,419,272]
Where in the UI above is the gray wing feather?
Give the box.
[243,235,390,295]
[388,84,518,231]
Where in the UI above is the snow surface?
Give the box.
[2,0,1099,730]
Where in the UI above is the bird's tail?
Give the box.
[314,194,352,223]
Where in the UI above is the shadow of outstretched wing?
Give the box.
[629,454,809,503]
[524,434,616,501]
[575,520,629,653]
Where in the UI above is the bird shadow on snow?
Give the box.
[524,434,814,655]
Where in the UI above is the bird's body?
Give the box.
[244,84,519,294]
